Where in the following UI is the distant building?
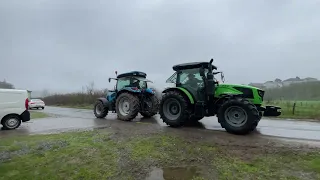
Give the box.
[249,76,319,89]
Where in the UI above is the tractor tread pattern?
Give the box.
[93,100,108,118]
[140,95,160,118]
[218,97,260,135]
[116,92,139,121]
[159,91,189,127]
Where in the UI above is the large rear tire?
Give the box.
[116,92,139,121]
[140,95,159,118]
[159,91,189,127]
[94,100,108,118]
[218,98,260,135]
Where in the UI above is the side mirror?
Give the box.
[108,78,111,83]
[221,72,225,83]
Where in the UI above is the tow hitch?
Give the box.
[259,106,281,117]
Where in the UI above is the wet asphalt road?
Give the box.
[1,106,320,142]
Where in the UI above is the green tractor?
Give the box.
[159,59,281,135]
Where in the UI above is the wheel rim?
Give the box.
[118,97,131,116]
[163,98,181,121]
[224,106,248,127]
[95,103,103,115]
[5,118,19,128]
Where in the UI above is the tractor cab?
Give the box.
[166,61,222,103]
[108,71,153,92]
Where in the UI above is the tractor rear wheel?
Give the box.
[116,92,139,121]
[159,91,189,127]
[140,95,159,118]
[218,97,260,135]
[94,100,108,118]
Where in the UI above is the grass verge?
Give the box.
[265,100,320,120]
[30,111,49,119]
[0,130,319,180]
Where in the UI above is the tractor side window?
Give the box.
[166,72,177,83]
[116,78,130,90]
[179,69,203,85]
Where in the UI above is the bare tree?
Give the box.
[86,81,95,95]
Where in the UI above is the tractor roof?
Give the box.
[116,71,147,79]
[172,62,217,71]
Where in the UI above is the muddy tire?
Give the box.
[1,114,21,130]
[94,100,108,118]
[218,98,260,135]
[140,95,159,118]
[159,91,189,127]
[116,92,139,121]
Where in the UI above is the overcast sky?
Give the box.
[1,0,319,92]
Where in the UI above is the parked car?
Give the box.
[28,99,45,109]
[0,89,31,130]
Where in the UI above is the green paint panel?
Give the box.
[176,87,194,104]
[162,87,195,104]
[215,84,263,104]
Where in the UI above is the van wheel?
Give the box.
[1,115,21,130]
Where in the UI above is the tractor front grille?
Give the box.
[233,87,254,99]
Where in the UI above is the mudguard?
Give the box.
[97,97,109,106]
[162,87,194,104]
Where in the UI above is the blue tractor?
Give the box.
[93,71,159,121]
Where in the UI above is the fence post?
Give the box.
[292,102,296,115]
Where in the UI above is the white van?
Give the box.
[0,89,31,130]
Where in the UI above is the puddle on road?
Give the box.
[146,166,201,180]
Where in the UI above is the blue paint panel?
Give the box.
[145,88,155,94]
[107,92,116,102]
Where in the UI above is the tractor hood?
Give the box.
[215,83,264,104]
[218,83,262,91]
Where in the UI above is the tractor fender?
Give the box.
[97,97,110,106]
[162,87,194,104]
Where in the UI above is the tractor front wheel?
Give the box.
[93,100,108,118]
[218,98,260,135]
[159,91,189,127]
[116,92,139,121]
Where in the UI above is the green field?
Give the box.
[265,100,320,120]
[0,129,319,180]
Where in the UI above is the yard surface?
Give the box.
[0,125,319,180]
